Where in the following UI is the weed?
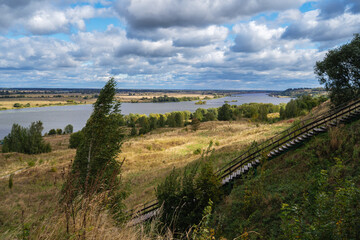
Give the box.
[27,161,35,167]
[193,148,202,155]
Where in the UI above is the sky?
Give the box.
[0,0,359,90]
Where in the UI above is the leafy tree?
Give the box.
[175,112,184,127]
[284,99,299,118]
[138,116,150,134]
[315,34,360,106]
[158,114,166,127]
[64,124,74,134]
[2,121,51,154]
[149,114,158,130]
[280,106,285,119]
[56,128,63,135]
[48,129,57,135]
[258,104,268,121]
[166,113,176,127]
[70,78,124,192]
[192,109,205,122]
[218,103,232,121]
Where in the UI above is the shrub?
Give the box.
[130,126,137,136]
[156,145,222,233]
[191,118,201,131]
[193,148,202,155]
[13,103,22,108]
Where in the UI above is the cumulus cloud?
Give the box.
[282,9,360,43]
[127,25,229,47]
[318,0,360,19]
[115,0,307,29]
[1,0,360,89]
[231,22,284,52]
[0,1,110,34]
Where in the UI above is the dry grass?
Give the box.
[0,120,291,238]
[0,100,94,110]
[120,120,291,209]
[0,135,75,179]
[115,92,215,102]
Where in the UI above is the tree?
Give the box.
[56,128,63,135]
[175,112,184,127]
[48,129,57,135]
[138,116,150,134]
[2,121,51,154]
[315,34,360,106]
[64,124,74,134]
[70,78,124,192]
[258,104,268,121]
[218,103,232,121]
[159,114,166,127]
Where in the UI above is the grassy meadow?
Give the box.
[0,119,291,238]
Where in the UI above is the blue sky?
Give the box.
[0,0,359,90]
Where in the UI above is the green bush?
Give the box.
[156,146,222,233]
[13,103,22,108]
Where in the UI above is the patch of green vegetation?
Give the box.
[195,100,206,105]
[212,119,360,239]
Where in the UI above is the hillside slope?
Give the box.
[212,120,360,239]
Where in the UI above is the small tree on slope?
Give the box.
[71,78,124,193]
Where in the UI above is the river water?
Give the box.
[0,93,291,139]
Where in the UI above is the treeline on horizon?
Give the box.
[135,95,201,103]
[68,95,328,143]
[0,88,279,96]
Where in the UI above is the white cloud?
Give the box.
[232,21,285,52]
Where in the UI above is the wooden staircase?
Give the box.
[127,98,360,226]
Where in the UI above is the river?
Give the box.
[0,93,291,139]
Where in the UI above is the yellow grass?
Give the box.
[0,100,95,110]
[120,120,291,209]
[115,92,216,102]
[0,120,291,238]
